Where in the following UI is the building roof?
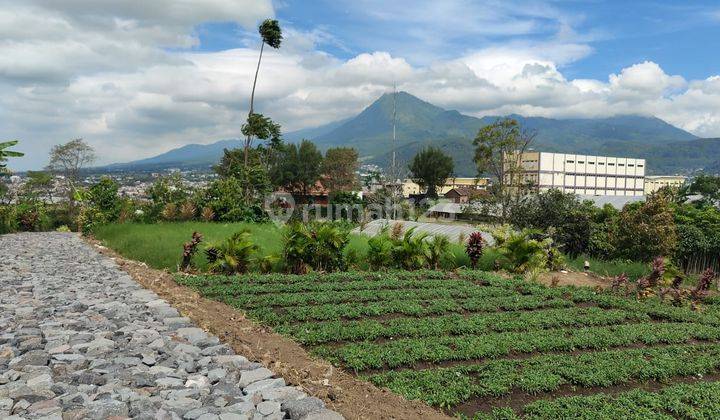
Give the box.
[445,187,489,197]
[576,194,645,209]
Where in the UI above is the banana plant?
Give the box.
[0,140,24,172]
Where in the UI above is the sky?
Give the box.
[2,0,720,170]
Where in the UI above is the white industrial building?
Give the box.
[512,151,646,196]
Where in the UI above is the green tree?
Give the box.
[473,118,535,221]
[687,175,720,206]
[0,140,24,173]
[322,147,360,192]
[510,189,597,257]
[46,138,96,200]
[408,146,454,198]
[241,113,282,165]
[88,177,121,221]
[613,194,678,262]
[215,147,273,204]
[271,140,323,197]
[245,19,283,165]
[23,171,54,203]
[197,177,267,222]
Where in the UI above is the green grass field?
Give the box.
[177,270,720,418]
[93,222,486,272]
[566,254,650,280]
[94,222,284,271]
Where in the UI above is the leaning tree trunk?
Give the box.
[245,41,265,167]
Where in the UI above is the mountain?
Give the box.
[311,92,701,175]
[110,91,719,175]
[106,119,344,171]
[106,139,242,171]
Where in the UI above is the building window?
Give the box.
[609,163,615,166]
[578,161,585,164]
[619,163,625,167]
[637,164,644,168]
[567,160,574,163]
[628,164,634,167]
[589,162,595,165]
[599,162,605,165]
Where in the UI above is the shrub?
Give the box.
[465,232,485,269]
[692,268,716,302]
[613,195,677,262]
[366,226,432,270]
[161,203,177,221]
[427,235,453,269]
[197,177,267,223]
[492,227,548,275]
[282,222,349,274]
[205,230,258,274]
[201,206,215,222]
[367,229,394,270]
[392,228,430,270]
[509,189,596,257]
[180,231,203,272]
[88,177,121,222]
[546,246,566,271]
[179,202,196,221]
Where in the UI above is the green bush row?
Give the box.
[322,322,720,371]
[368,343,720,408]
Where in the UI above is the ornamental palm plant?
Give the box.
[205,230,258,275]
[392,227,430,270]
[427,235,453,269]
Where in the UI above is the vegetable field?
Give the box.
[176,271,720,418]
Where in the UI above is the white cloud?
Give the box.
[2,0,720,171]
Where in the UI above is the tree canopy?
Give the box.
[473,118,535,221]
[271,140,324,197]
[322,147,359,192]
[259,19,283,48]
[408,146,454,198]
[46,138,96,190]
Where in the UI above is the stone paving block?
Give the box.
[0,233,343,420]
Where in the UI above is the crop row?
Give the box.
[179,270,483,287]
[367,343,720,409]
[277,307,651,345]
[319,322,720,370]
[201,282,517,307]
[243,295,574,326]
[186,278,485,296]
[474,380,720,419]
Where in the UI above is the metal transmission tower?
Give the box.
[390,86,400,219]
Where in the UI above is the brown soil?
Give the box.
[86,238,450,420]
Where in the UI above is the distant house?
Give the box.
[644,175,687,195]
[401,177,490,197]
[444,187,488,204]
[277,179,331,205]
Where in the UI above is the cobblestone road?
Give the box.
[0,232,342,420]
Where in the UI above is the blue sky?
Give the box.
[196,0,720,81]
[2,0,720,169]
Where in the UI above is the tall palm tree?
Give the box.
[0,140,24,172]
[245,19,283,166]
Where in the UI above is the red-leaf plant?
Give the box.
[465,232,485,269]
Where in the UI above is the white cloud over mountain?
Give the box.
[1,0,719,170]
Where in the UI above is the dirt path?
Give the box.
[86,237,451,420]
